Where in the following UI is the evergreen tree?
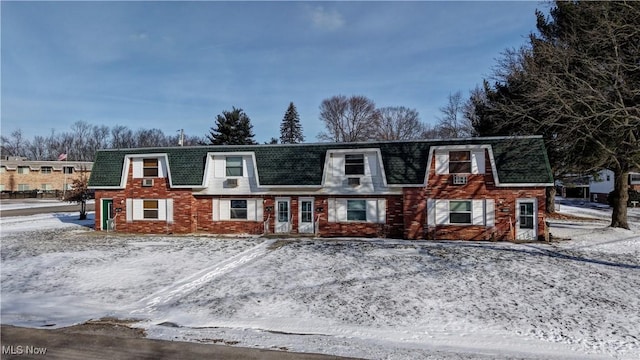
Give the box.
[207,107,257,145]
[279,102,304,144]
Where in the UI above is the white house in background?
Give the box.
[589,169,640,203]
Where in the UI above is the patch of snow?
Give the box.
[1,210,639,359]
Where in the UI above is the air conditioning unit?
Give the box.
[142,179,154,187]
[226,178,238,187]
[452,174,468,185]
[348,177,361,187]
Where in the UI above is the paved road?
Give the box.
[0,200,95,218]
[1,325,359,360]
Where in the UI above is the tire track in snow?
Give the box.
[132,239,275,314]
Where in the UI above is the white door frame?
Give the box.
[275,197,291,233]
[516,199,537,240]
[298,197,315,234]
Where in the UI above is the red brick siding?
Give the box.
[404,150,547,241]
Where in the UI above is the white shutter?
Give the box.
[132,199,143,220]
[367,153,377,176]
[366,199,378,223]
[327,198,336,222]
[427,199,436,226]
[212,199,220,221]
[247,199,256,221]
[256,199,263,221]
[166,199,174,223]
[220,199,230,220]
[158,200,167,221]
[435,200,449,225]
[214,157,225,178]
[126,199,133,222]
[485,199,495,227]
[334,155,345,177]
[472,200,485,225]
[435,152,449,174]
[336,199,347,222]
[132,158,143,178]
[472,150,485,174]
[377,199,386,224]
[158,158,166,178]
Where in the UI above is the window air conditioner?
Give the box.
[452,174,468,185]
[348,177,361,187]
[142,179,154,187]
[227,178,238,187]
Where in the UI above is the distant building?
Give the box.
[0,156,93,197]
[590,169,640,204]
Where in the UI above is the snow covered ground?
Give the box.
[1,201,639,359]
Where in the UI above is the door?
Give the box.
[275,198,290,233]
[299,198,315,234]
[101,199,114,230]
[516,199,537,240]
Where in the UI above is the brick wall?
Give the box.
[404,150,547,241]
[1,168,90,192]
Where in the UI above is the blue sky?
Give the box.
[1,1,547,144]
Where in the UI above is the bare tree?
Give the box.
[475,1,640,228]
[0,129,27,157]
[110,125,135,149]
[374,106,425,140]
[436,91,476,138]
[317,95,380,142]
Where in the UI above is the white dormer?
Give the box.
[322,149,389,194]
[132,156,168,178]
[200,152,258,194]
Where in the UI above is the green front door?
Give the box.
[101,199,113,230]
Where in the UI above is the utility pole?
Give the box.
[178,129,184,146]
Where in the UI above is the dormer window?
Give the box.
[226,157,243,177]
[345,154,364,175]
[449,151,471,174]
[143,159,159,177]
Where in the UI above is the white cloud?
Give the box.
[310,6,344,31]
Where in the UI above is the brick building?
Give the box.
[0,156,93,196]
[88,136,554,241]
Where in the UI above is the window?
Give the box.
[345,154,365,175]
[17,166,30,174]
[301,201,313,223]
[226,157,243,177]
[519,203,534,229]
[41,184,53,191]
[143,158,159,177]
[143,200,159,219]
[0,166,5,173]
[63,166,74,174]
[0,185,4,191]
[41,166,52,174]
[449,151,471,173]
[347,200,367,221]
[18,184,30,191]
[230,200,247,219]
[449,200,472,224]
[631,174,640,184]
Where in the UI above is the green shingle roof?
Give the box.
[88,136,553,188]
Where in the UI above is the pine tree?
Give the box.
[207,107,257,145]
[279,102,304,144]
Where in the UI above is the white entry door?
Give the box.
[275,198,291,233]
[516,199,537,240]
[299,198,314,234]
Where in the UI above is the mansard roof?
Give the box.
[88,136,553,188]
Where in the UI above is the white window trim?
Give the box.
[213,198,263,221]
[328,198,386,224]
[428,199,495,227]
